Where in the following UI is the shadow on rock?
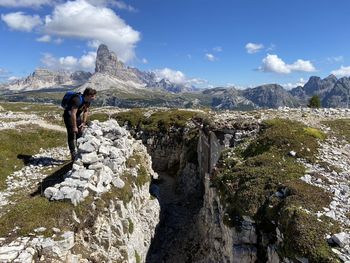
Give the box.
[30,161,73,197]
[17,154,66,167]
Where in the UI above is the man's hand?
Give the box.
[78,122,87,132]
[73,126,78,133]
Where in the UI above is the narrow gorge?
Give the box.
[0,106,350,263]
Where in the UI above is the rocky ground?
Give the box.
[0,105,350,262]
[212,107,350,262]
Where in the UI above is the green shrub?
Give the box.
[308,95,321,108]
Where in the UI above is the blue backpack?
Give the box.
[61,91,83,109]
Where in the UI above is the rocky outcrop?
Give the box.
[242,84,299,108]
[4,68,91,91]
[195,108,350,263]
[203,87,256,110]
[95,44,143,84]
[199,174,259,263]
[0,119,160,262]
[303,74,337,96]
[150,78,194,93]
[323,77,350,108]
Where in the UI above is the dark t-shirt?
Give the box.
[67,96,90,117]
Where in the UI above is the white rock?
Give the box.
[81,152,99,164]
[289,151,297,157]
[332,232,350,247]
[112,177,125,189]
[44,187,58,199]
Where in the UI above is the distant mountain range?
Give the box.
[1,44,350,109]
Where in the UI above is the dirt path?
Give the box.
[146,172,203,263]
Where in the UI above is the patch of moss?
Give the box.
[136,165,149,188]
[0,127,66,190]
[243,119,323,163]
[213,118,337,262]
[214,150,306,217]
[126,152,151,189]
[322,119,350,142]
[304,127,326,140]
[112,108,145,128]
[279,207,339,262]
[135,250,141,263]
[128,218,134,234]
[113,108,198,132]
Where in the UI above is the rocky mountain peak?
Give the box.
[324,74,338,82]
[303,75,336,96]
[95,44,125,74]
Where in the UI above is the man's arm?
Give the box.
[82,108,89,123]
[70,108,78,133]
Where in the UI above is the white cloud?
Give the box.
[44,0,140,62]
[59,56,78,69]
[0,0,52,8]
[282,78,307,89]
[205,53,217,61]
[1,12,42,32]
[260,54,316,74]
[113,1,137,12]
[288,59,316,72]
[85,0,137,11]
[54,37,63,44]
[0,68,9,75]
[266,43,276,52]
[153,68,207,86]
[154,68,186,84]
[327,56,344,63]
[8,76,20,81]
[36,34,51,42]
[41,52,96,72]
[245,42,264,54]
[79,52,96,69]
[141,58,148,64]
[331,66,350,77]
[0,68,11,82]
[213,46,223,52]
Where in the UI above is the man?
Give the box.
[63,87,97,160]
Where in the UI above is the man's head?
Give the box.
[83,88,97,102]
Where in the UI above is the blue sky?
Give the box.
[1,0,350,89]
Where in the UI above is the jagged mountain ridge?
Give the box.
[290,74,350,108]
[2,68,92,91]
[2,44,350,108]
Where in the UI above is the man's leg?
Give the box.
[64,114,78,160]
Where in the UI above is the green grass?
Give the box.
[0,102,60,113]
[112,108,198,132]
[322,119,350,142]
[135,250,141,263]
[243,118,325,162]
[0,148,153,238]
[213,118,338,262]
[0,196,73,236]
[89,113,110,122]
[128,218,134,234]
[0,126,66,190]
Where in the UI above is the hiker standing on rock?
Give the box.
[63,87,97,160]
